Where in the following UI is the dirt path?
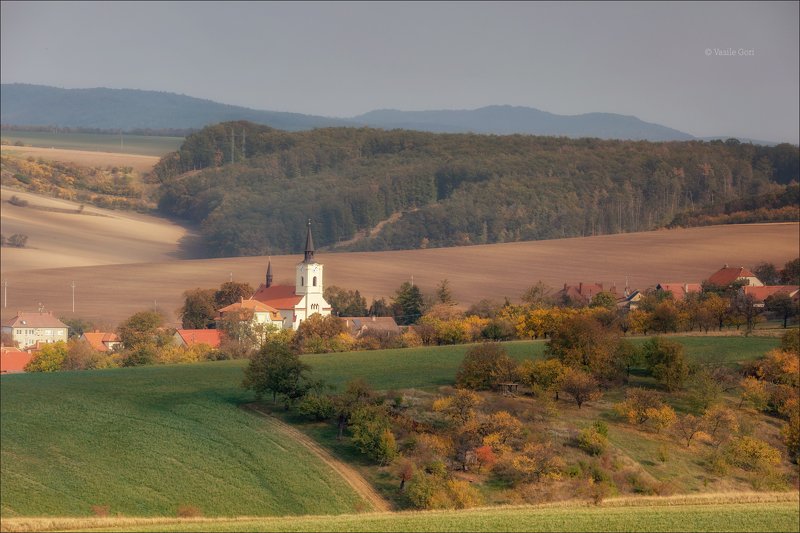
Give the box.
[244,404,391,512]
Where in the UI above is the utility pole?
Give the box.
[230,272,233,282]
[3,279,6,308]
[71,281,76,313]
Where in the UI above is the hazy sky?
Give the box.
[2,1,798,142]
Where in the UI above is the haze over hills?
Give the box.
[0,83,763,142]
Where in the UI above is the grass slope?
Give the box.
[0,364,365,518]
[1,337,780,519]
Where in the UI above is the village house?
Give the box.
[216,299,284,330]
[706,265,764,288]
[555,282,620,306]
[742,285,800,308]
[0,346,32,373]
[655,283,702,301]
[249,222,332,329]
[340,316,401,338]
[80,331,122,352]
[172,329,223,348]
[1,311,69,349]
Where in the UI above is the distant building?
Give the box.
[80,331,122,352]
[742,285,800,308]
[1,311,69,349]
[655,283,702,301]
[555,283,618,306]
[216,300,284,330]
[706,265,763,288]
[0,346,32,373]
[340,316,401,338]
[250,221,332,330]
[172,329,223,348]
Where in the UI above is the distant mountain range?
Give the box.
[0,83,778,143]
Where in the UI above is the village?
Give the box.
[2,221,798,373]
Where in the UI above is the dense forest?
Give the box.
[152,122,799,257]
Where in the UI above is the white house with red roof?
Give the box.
[706,265,764,288]
[217,299,284,329]
[1,311,69,349]
[250,222,332,329]
[742,285,800,308]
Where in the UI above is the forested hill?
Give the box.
[153,122,799,258]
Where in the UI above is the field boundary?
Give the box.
[1,491,795,532]
[243,403,391,513]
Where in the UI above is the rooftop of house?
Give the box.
[340,316,401,334]
[81,331,121,352]
[218,299,282,320]
[742,285,800,302]
[0,346,32,373]
[1,311,68,329]
[707,265,761,287]
[174,329,223,348]
[251,284,303,310]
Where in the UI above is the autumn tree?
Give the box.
[25,341,67,372]
[324,286,368,316]
[703,405,739,448]
[764,292,798,328]
[516,358,566,399]
[545,314,624,385]
[455,343,517,390]
[560,367,601,408]
[673,413,704,447]
[433,388,481,425]
[291,314,349,354]
[521,282,553,309]
[117,310,170,366]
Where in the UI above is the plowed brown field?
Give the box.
[1,184,797,327]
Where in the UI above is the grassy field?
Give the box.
[2,494,796,532]
[0,336,781,521]
[1,130,182,157]
[0,364,367,518]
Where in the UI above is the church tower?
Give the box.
[296,220,324,298]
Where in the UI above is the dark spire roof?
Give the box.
[303,219,316,263]
[266,258,273,288]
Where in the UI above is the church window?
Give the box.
[313,276,317,287]
[301,276,304,286]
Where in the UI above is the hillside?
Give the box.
[152,122,798,257]
[0,223,796,327]
[1,337,794,528]
[0,188,189,272]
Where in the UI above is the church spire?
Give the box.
[303,219,315,263]
[266,257,273,288]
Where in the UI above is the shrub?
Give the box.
[90,505,110,517]
[642,337,689,391]
[297,393,335,421]
[7,233,28,248]
[724,436,782,472]
[456,342,517,390]
[9,195,28,207]
[176,504,202,518]
[577,426,609,456]
[25,342,68,372]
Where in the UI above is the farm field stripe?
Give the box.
[244,404,391,513]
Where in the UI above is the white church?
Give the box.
[248,221,332,330]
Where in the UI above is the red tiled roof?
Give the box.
[656,283,702,301]
[341,316,400,335]
[743,285,800,303]
[251,284,303,310]
[1,311,68,329]
[1,347,33,373]
[81,332,121,352]
[556,283,615,304]
[218,299,282,321]
[707,266,760,287]
[175,329,222,348]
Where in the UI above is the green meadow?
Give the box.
[0,130,182,156]
[0,336,782,520]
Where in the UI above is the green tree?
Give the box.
[368,297,392,317]
[349,404,398,464]
[214,281,254,308]
[324,286,368,316]
[25,341,67,372]
[333,379,375,439]
[435,279,455,305]
[764,292,798,328]
[456,343,517,390]
[780,258,800,285]
[753,262,781,285]
[242,340,313,407]
[179,288,217,329]
[117,310,168,350]
[590,291,617,310]
[393,281,424,325]
[642,337,689,392]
